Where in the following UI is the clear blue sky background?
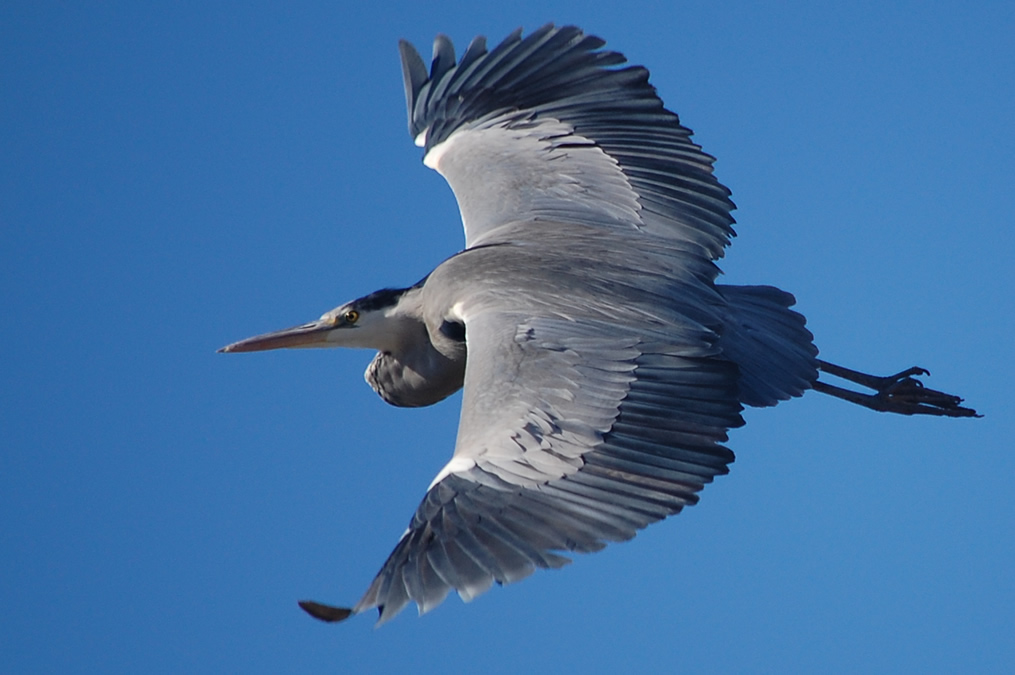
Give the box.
[3,2,1014,673]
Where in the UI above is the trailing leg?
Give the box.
[814,359,979,417]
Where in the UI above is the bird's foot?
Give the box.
[814,359,980,417]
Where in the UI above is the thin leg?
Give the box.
[815,359,980,418]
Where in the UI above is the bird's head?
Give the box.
[218,287,415,354]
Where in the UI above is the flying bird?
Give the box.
[220,24,978,625]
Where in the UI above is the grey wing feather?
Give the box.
[400,25,736,256]
[353,311,743,623]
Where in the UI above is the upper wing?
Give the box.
[352,309,744,623]
[400,25,736,257]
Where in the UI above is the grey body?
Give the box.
[220,25,976,624]
[383,225,814,410]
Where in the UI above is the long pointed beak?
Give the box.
[218,317,338,353]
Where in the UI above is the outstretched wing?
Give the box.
[400,24,736,258]
[351,310,744,623]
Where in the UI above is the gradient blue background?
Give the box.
[3,2,1013,672]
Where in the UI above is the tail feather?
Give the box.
[717,285,819,407]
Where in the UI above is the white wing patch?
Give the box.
[422,130,457,170]
[448,300,468,323]
[427,455,477,489]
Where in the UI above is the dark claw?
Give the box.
[886,366,929,382]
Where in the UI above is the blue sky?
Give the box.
[3,2,1014,672]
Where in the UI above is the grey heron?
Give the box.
[219,25,978,625]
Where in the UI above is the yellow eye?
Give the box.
[344,309,360,324]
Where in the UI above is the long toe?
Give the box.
[814,360,979,417]
[877,379,979,417]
